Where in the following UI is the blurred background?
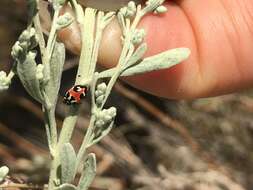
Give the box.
[0,1,253,190]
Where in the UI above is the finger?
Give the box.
[58,0,253,99]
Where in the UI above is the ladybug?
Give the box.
[63,85,88,105]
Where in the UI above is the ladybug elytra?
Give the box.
[63,85,87,105]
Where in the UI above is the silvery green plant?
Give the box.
[0,0,190,189]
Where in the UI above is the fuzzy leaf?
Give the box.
[45,42,65,106]
[0,166,9,183]
[88,120,114,147]
[77,153,96,190]
[17,51,44,103]
[98,48,190,78]
[125,43,147,68]
[55,183,77,190]
[60,143,77,184]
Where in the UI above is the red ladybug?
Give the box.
[63,85,87,105]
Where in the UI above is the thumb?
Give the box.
[58,1,253,99]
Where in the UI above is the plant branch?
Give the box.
[76,115,96,169]
[33,6,46,56]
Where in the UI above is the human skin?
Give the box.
[57,0,253,99]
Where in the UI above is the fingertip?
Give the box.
[98,19,122,68]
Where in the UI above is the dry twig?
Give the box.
[114,82,230,175]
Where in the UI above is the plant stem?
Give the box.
[57,7,97,148]
[43,107,53,152]
[73,11,116,169]
[73,9,146,171]
[88,11,104,78]
[45,108,60,190]
[58,107,79,145]
[42,6,64,190]
[41,7,60,84]
[47,7,99,190]
[47,8,60,59]
[98,27,132,108]
[91,74,98,109]
[33,9,46,56]
[48,149,60,190]
[48,106,78,190]
[47,107,58,151]
[98,10,144,109]
[75,115,96,169]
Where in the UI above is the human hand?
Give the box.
[57,0,253,99]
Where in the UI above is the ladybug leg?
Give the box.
[65,100,71,105]
[63,92,70,104]
[69,96,77,104]
[80,92,85,99]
